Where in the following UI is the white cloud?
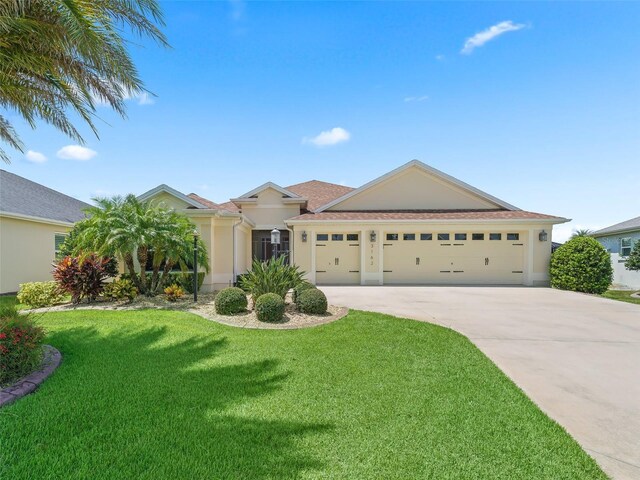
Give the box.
[25,150,47,163]
[461,20,526,55]
[56,145,97,161]
[91,88,155,107]
[303,127,351,147]
[137,92,155,105]
[435,54,445,61]
[404,95,429,102]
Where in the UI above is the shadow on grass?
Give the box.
[2,324,331,479]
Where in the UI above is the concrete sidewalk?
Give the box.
[320,286,640,479]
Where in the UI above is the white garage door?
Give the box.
[315,233,361,285]
[383,232,525,285]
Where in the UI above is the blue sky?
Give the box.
[5,1,639,241]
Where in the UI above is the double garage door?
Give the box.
[383,232,525,285]
[315,231,525,285]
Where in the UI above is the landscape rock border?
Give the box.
[0,345,61,408]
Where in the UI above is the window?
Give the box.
[472,233,485,241]
[346,234,359,241]
[331,234,344,241]
[455,233,467,241]
[54,233,68,258]
[403,233,416,241]
[507,233,520,241]
[489,233,502,241]
[386,233,399,241]
[316,234,328,242]
[621,238,633,257]
[437,233,450,241]
[420,233,432,241]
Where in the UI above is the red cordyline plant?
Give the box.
[0,306,45,386]
[53,254,117,303]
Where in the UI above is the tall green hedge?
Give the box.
[550,236,612,294]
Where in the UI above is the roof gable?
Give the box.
[286,180,355,211]
[137,184,207,209]
[0,169,90,224]
[317,160,519,212]
[237,182,301,200]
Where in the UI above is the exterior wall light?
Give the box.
[301,231,308,242]
[370,231,377,242]
[539,230,548,242]
[271,228,281,259]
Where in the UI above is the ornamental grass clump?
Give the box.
[239,256,305,300]
[215,287,248,315]
[0,305,45,386]
[254,293,285,323]
[550,236,613,294]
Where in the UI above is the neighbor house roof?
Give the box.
[593,216,640,237]
[187,193,222,209]
[286,180,355,212]
[0,169,90,224]
[286,209,568,223]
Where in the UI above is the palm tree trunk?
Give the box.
[156,260,175,294]
[137,246,150,295]
[124,252,145,294]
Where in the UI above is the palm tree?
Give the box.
[0,0,167,163]
[571,229,594,238]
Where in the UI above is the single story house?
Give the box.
[593,216,640,289]
[139,160,569,291]
[0,170,90,294]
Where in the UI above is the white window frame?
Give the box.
[54,232,68,258]
[620,237,632,257]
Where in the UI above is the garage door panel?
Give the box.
[315,234,360,285]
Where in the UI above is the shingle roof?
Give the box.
[287,209,567,222]
[285,180,354,211]
[217,201,240,212]
[187,193,221,209]
[593,216,640,236]
[0,169,90,223]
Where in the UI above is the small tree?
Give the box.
[550,236,613,294]
[625,240,640,272]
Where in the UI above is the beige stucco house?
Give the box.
[0,170,90,294]
[139,160,569,291]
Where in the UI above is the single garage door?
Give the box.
[316,233,361,285]
[383,231,525,285]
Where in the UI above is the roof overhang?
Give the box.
[237,181,303,200]
[138,184,207,209]
[592,226,640,238]
[286,217,570,226]
[0,211,77,227]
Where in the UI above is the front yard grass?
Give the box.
[601,289,640,305]
[0,294,28,310]
[0,310,605,479]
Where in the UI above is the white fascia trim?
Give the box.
[182,209,255,226]
[238,181,301,199]
[286,217,570,226]
[0,211,76,227]
[314,159,520,213]
[593,227,640,238]
[137,184,207,209]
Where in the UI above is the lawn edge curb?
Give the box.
[0,345,61,408]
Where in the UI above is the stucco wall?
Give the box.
[239,188,301,229]
[0,216,71,294]
[149,191,192,210]
[596,232,640,289]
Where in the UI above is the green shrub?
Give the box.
[254,293,285,323]
[550,236,613,294]
[0,307,46,386]
[164,284,184,302]
[162,271,205,294]
[293,281,316,303]
[239,256,305,300]
[17,281,65,308]
[215,287,248,315]
[297,288,328,315]
[103,279,138,301]
[625,240,640,272]
[53,254,116,303]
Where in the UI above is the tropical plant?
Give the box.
[53,254,117,303]
[297,288,328,315]
[550,236,613,294]
[0,0,167,163]
[215,287,248,315]
[625,240,640,272]
[239,256,305,300]
[72,195,208,296]
[17,281,65,308]
[0,306,46,386]
[254,293,285,323]
[164,284,184,302]
[103,279,138,301]
[571,229,593,238]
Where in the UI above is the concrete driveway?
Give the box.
[320,286,640,479]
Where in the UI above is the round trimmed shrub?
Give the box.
[550,236,613,294]
[255,293,285,323]
[297,288,327,315]
[215,287,248,315]
[293,281,316,303]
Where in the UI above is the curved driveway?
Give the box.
[320,286,640,480]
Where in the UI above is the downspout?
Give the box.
[285,223,294,265]
[232,217,243,286]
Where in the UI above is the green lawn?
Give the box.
[0,294,28,310]
[601,289,640,305]
[0,310,604,479]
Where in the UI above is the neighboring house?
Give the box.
[0,170,90,294]
[593,216,640,289]
[139,160,569,291]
